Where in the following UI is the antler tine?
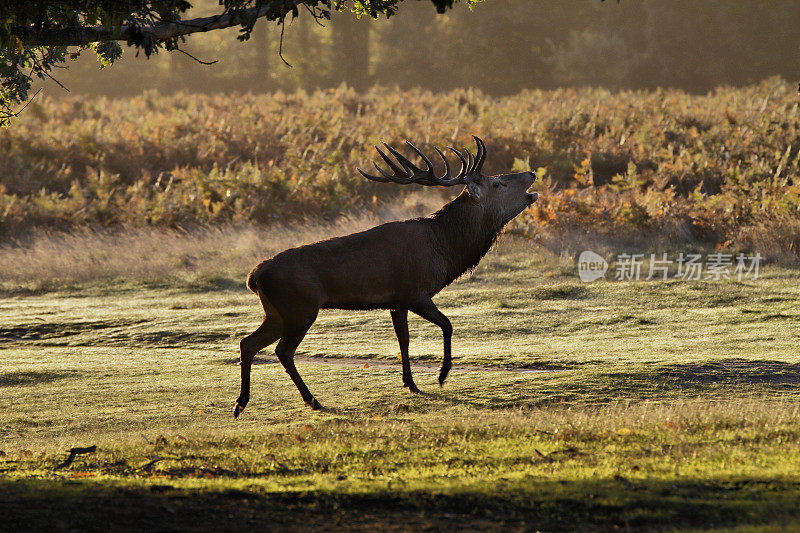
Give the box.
[433,147,452,180]
[375,145,415,183]
[396,141,440,186]
[407,141,466,186]
[382,142,423,175]
[447,146,468,176]
[356,163,392,183]
[358,144,414,183]
[405,141,436,172]
[357,165,392,182]
[373,161,402,180]
[464,149,475,175]
[473,135,487,173]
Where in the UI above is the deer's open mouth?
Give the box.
[525,172,538,204]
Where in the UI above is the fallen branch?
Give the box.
[234,454,250,475]
[55,445,97,469]
[136,455,164,472]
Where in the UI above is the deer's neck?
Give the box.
[429,191,503,286]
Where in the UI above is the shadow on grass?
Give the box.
[409,358,800,411]
[544,358,800,405]
[0,318,233,348]
[595,358,800,397]
[0,370,83,387]
[0,319,149,343]
[530,283,591,300]
[2,476,799,531]
[549,358,800,406]
[252,357,800,415]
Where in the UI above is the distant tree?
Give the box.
[0,0,480,124]
[331,10,370,90]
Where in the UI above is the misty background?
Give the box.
[43,0,800,98]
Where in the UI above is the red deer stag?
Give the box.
[234,136,538,415]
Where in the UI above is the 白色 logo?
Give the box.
[578,251,608,282]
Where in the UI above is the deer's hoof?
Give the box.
[233,400,247,419]
[438,368,451,387]
[309,398,324,410]
[405,382,421,393]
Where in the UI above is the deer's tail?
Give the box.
[246,264,261,294]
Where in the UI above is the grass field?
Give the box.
[2,231,800,531]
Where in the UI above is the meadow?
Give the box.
[2,80,800,530]
[2,227,800,530]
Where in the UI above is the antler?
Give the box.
[357,135,487,186]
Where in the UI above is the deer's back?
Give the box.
[251,219,448,310]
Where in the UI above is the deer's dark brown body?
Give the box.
[234,137,538,414]
[253,195,502,311]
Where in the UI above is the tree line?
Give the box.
[42,0,800,99]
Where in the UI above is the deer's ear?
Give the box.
[466,180,485,200]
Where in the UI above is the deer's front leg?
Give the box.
[410,299,453,386]
[391,309,420,393]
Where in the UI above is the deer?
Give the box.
[234,136,538,415]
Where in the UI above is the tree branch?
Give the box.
[0,88,42,119]
[19,1,306,48]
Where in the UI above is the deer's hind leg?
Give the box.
[234,298,283,418]
[275,307,322,409]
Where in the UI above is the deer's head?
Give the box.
[358,136,538,225]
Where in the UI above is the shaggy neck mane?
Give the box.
[428,191,503,287]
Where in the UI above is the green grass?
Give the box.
[2,244,800,531]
